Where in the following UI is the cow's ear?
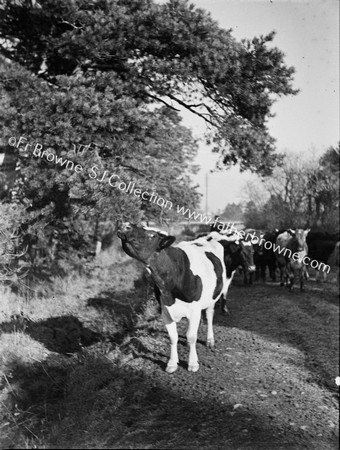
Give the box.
[229,243,239,253]
[159,235,176,249]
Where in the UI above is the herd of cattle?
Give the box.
[214,226,340,292]
[117,221,339,373]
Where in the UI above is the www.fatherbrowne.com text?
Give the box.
[8,136,331,274]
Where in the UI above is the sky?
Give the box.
[172,0,339,213]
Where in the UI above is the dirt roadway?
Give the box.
[0,266,338,449]
[116,279,339,449]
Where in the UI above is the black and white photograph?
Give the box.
[0,0,339,448]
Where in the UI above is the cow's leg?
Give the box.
[287,266,295,291]
[260,264,266,282]
[243,270,248,284]
[165,321,179,373]
[279,266,285,286]
[315,269,327,283]
[205,306,215,349]
[300,268,306,292]
[162,310,179,373]
[187,310,201,372]
[220,275,233,314]
[269,263,276,281]
[300,276,305,292]
[315,269,321,283]
[318,270,327,283]
[255,265,260,281]
[287,267,293,290]
[220,295,228,314]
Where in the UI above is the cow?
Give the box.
[306,231,339,282]
[275,229,309,291]
[243,229,265,283]
[252,229,285,282]
[202,231,255,312]
[210,217,226,234]
[328,242,340,283]
[207,228,256,285]
[117,222,254,373]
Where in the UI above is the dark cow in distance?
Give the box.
[306,231,339,281]
[207,227,256,285]
[117,222,254,373]
[253,229,288,282]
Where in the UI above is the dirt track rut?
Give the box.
[118,280,339,449]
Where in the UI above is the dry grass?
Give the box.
[0,237,154,449]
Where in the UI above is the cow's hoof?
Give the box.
[188,363,199,372]
[166,364,178,374]
[207,340,215,350]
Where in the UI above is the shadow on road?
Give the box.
[213,281,339,395]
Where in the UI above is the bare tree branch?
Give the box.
[143,92,180,111]
[167,93,216,126]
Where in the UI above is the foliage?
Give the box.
[306,144,340,229]
[0,0,298,279]
[0,0,297,175]
[243,145,340,231]
[243,200,268,230]
[0,56,200,277]
[219,202,244,222]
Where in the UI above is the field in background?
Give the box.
[0,234,339,449]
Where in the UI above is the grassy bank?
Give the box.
[0,239,161,448]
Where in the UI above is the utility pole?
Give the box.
[205,172,208,215]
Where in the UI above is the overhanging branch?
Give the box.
[143,92,180,111]
[167,93,216,127]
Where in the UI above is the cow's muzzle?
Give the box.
[248,265,256,273]
[117,230,126,241]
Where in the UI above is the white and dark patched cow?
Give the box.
[117,222,255,374]
[202,231,255,313]
[275,229,310,291]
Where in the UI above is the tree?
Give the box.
[0,58,201,278]
[219,202,244,222]
[243,146,340,231]
[306,144,339,229]
[0,0,298,281]
[0,0,297,174]
[0,203,30,286]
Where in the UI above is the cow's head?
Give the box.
[248,231,264,255]
[222,239,256,273]
[239,240,256,273]
[294,228,310,252]
[117,222,176,264]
